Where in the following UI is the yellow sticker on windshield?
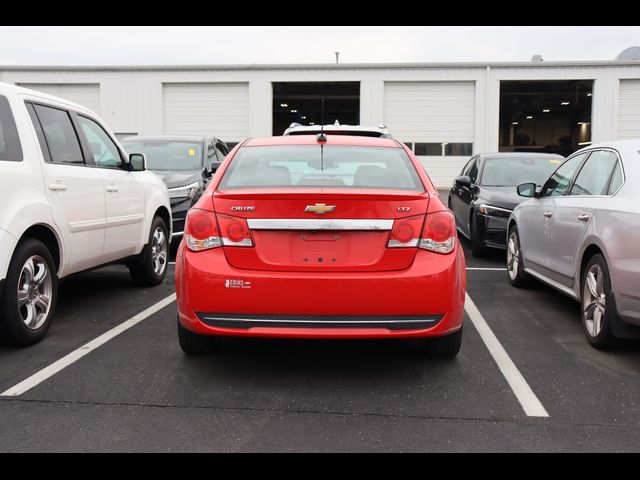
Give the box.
[549,159,561,164]
[188,148,196,156]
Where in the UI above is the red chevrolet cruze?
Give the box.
[175,135,466,357]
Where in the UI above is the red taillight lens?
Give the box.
[185,209,221,252]
[388,215,425,248]
[419,210,456,254]
[216,214,253,247]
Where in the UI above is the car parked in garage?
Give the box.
[448,152,564,256]
[121,135,228,241]
[0,82,171,346]
[175,134,466,357]
[507,140,640,348]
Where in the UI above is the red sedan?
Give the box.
[175,135,466,357]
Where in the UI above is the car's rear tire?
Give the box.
[177,319,216,355]
[129,216,169,286]
[581,254,617,349]
[470,213,486,258]
[0,239,58,346]
[420,327,462,358]
[506,225,530,288]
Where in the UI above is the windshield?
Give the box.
[481,156,564,187]
[219,145,424,190]
[122,141,203,171]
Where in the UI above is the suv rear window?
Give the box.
[0,95,23,162]
[219,145,424,190]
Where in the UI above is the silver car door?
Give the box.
[519,153,588,274]
[548,150,618,287]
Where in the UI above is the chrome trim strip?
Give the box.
[172,231,184,238]
[247,219,394,231]
[106,214,145,228]
[68,219,106,233]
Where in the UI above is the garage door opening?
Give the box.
[499,80,593,158]
[272,82,360,135]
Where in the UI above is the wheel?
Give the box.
[470,213,486,257]
[506,225,530,288]
[420,327,462,358]
[0,239,58,346]
[129,216,169,286]
[177,319,216,355]
[581,254,617,349]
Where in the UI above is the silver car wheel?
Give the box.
[17,255,52,330]
[583,264,606,338]
[151,227,168,276]
[507,232,520,280]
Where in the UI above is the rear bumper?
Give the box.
[477,214,508,249]
[176,244,466,339]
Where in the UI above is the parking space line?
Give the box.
[465,293,549,418]
[466,267,506,271]
[1,294,177,397]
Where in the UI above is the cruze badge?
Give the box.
[231,206,255,212]
[397,206,411,212]
[305,203,336,215]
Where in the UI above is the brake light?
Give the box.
[387,215,424,248]
[419,211,456,254]
[185,209,222,252]
[216,214,253,247]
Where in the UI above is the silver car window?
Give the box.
[569,150,618,196]
[542,152,588,197]
[608,161,624,194]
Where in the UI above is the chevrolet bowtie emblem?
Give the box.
[304,203,336,215]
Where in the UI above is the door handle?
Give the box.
[578,214,591,222]
[543,211,553,218]
[105,185,119,193]
[48,184,67,191]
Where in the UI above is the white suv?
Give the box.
[0,83,171,346]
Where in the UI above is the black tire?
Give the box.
[506,225,530,288]
[581,254,617,349]
[470,213,486,258]
[0,239,58,346]
[420,327,462,358]
[177,319,216,355]
[129,216,169,286]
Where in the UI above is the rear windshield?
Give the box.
[219,145,424,190]
[481,156,564,187]
[122,140,203,171]
[0,95,23,162]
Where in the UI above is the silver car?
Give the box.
[506,140,640,348]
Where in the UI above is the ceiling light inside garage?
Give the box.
[526,116,533,119]
[543,109,550,112]
[561,101,570,105]
[587,93,592,96]
[291,109,297,113]
[512,122,518,125]
[280,103,288,107]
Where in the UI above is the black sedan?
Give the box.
[448,152,564,257]
[121,135,229,242]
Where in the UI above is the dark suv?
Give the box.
[121,135,229,241]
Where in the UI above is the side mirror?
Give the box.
[129,153,146,172]
[455,175,471,188]
[517,182,537,198]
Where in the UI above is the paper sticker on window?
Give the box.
[188,148,196,157]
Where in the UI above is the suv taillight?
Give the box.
[387,215,425,248]
[419,211,456,254]
[185,209,222,252]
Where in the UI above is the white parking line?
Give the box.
[465,293,548,418]
[1,294,177,397]
[466,267,506,271]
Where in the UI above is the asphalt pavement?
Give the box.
[1,197,639,451]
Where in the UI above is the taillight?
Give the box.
[185,209,222,252]
[419,211,456,254]
[216,214,253,247]
[387,215,424,248]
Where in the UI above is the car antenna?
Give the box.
[317,99,327,170]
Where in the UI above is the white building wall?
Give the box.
[2,62,640,187]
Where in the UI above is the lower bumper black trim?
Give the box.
[196,313,444,330]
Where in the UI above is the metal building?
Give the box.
[2,57,639,187]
